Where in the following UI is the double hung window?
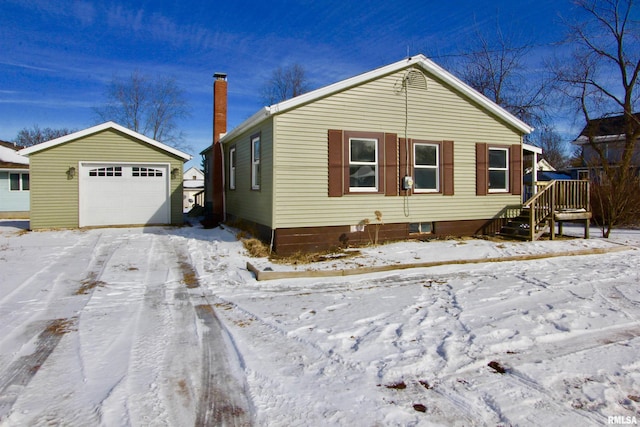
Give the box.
[488,147,509,192]
[349,138,378,192]
[413,143,439,192]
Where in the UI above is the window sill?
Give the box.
[348,188,379,193]
[413,190,440,194]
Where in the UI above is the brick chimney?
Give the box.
[213,73,227,144]
[211,73,227,224]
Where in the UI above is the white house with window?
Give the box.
[212,55,537,254]
[183,166,204,211]
[0,141,29,219]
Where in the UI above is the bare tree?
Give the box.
[94,71,191,147]
[554,0,640,237]
[261,64,310,105]
[457,20,550,129]
[534,126,570,169]
[14,125,76,147]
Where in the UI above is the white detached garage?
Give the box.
[19,122,191,229]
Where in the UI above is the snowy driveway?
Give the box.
[1,222,640,426]
[0,224,252,426]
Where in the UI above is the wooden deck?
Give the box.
[501,180,591,241]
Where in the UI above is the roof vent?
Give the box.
[394,68,428,93]
[405,69,427,90]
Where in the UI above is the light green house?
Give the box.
[216,55,538,254]
[19,122,191,229]
[0,142,30,219]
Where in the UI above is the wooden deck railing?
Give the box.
[522,180,590,240]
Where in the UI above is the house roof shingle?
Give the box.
[579,112,640,138]
[573,112,640,145]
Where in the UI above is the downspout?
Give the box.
[219,140,226,222]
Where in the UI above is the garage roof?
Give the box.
[18,121,192,161]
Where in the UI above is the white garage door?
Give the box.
[79,163,171,227]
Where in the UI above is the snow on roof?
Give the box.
[183,180,204,189]
[18,121,192,161]
[573,112,640,145]
[0,144,29,165]
[221,54,534,143]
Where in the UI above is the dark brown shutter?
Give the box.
[476,143,488,196]
[399,138,410,196]
[384,133,398,196]
[442,140,454,196]
[510,144,522,196]
[328,129,343,197]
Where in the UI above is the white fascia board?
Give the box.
[18,121,192,161]
[269,57,425,114]
[523,143,543,154]
[415,58,534,135]
[220,108,271,143]
[220,54,533,143]
[221,58,429,143]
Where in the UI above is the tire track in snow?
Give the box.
[92,234,186,426]
[209,295,374,426]
[166,236,253,427]
[0,318,76,420]
[0,232,120,422]
[0,232,101,353]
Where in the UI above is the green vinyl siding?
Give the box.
[224,120,274,227]
[29,128,185,229]
[271,68,522,228]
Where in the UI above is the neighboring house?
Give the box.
[19,122,191,229]
[524,158,556,175]
[523,158,572,201]
[0,141,30,219]
[204,55,541,254]
[183,166,204,211]
[571,112,640,180]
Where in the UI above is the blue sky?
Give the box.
[1,0,581,167]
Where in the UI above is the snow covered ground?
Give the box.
[1,219,639,426]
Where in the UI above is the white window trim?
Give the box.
[251,135,260,190]
[488,147,509,193]
[413,143,440,193]
[229,146,236,190]
[349,137,378,192]
[9,172,29,191]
